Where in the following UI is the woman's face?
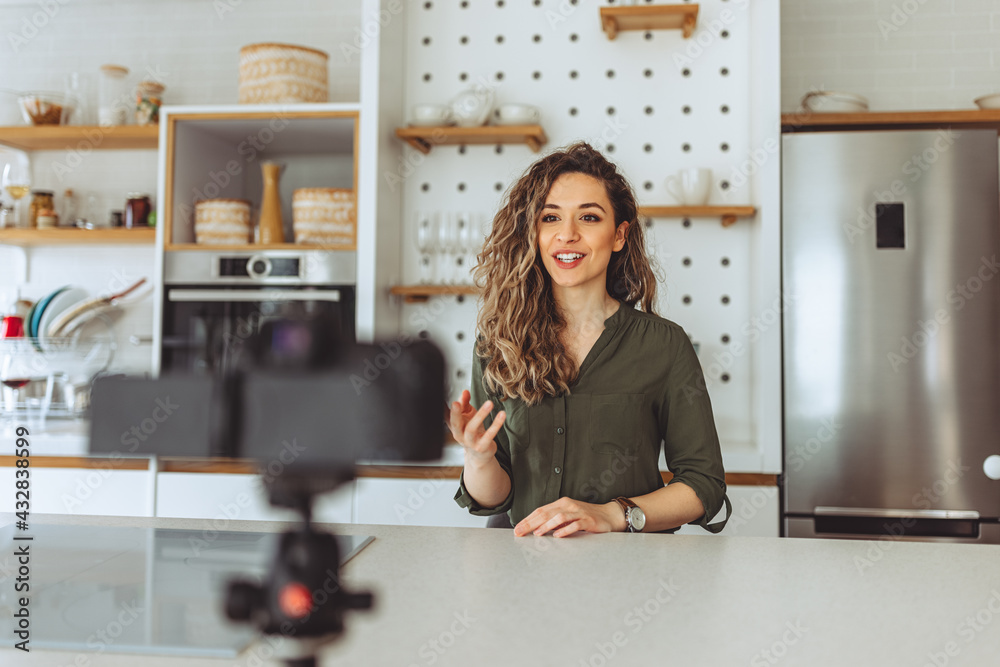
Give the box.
[536,172,628,293]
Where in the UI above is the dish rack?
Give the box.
[0,334,116,420]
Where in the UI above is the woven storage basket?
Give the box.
[292,188,355,245]
[239,43,329,104]
[194,199,252,245]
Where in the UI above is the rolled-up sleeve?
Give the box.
[659,334,728,531]
[453,349,515,516]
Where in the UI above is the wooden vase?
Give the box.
[258,161,285,244]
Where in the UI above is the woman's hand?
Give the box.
[513,497,625,537]
[446,389,507,468]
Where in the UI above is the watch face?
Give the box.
[629,507,646,532]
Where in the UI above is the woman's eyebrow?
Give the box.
[541,202,607,212]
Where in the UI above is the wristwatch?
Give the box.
[614,497,646,533]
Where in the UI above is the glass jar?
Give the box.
[98,64,130,126]
[125,193,151,228]
[28,190,54,229]
[135,80,164,126]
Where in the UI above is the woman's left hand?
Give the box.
[513,497,624,537]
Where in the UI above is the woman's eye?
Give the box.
[541,214,559,222]
[581,214,600,222]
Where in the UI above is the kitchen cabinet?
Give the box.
[0,459,151,516]
[159,105,359,251]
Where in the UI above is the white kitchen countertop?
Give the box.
[2,513,999,666]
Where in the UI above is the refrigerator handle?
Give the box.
[813,507,981,539]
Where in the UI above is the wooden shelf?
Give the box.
[165,242,356,251]
[781,109,1000,133]
[638,206,756,227]
[395,125,548,154]
[390,285,478,303]
[600,4,699,40]
[0,125,159,151]
[0,227,156,246]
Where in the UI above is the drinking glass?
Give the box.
[2,161,31,228]
[415,211,436,285]
[456,212,476,285]
[1,340,40,426]
[436,213,457,285]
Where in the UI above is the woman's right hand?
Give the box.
[447,389,507,467]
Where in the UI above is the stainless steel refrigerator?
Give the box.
[782,128,1000,543]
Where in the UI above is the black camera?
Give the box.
[89,315,447,666]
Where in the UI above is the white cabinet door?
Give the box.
[676,485,779,537]
[354,477,487,528]
[155,473,354,524]
[0,467,151,517]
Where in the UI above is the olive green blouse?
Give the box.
[454,300,730,532]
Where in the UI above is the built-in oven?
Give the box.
[159,250,355,375]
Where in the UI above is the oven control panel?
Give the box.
[218,255,301,279]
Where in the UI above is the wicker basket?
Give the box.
[292,188,355,245]
[239,43,329,104]
[194,199,252,245]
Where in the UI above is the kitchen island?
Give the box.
[2,513,999,666]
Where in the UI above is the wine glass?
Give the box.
[456,212,476,286]
[1,340,39,427]
[414,211,436,285]
[2,161,31,228]
[436,213,457,286]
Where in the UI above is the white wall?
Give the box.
[781,0,1000,112]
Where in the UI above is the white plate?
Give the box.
[40,287,89,343]
[408,118,455,127]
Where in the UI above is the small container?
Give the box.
[194,199,252,244]
[98,64,130,126]
[291,188,356,245]
[36,208,58,228]
[125,193,151,228]
[110,210,124,227]
[28,190,55,229]
[135,80,164,125]
[239,43,328,104]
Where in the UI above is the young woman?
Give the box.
[448,142,730,537]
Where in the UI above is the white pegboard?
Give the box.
[395,0,756,446]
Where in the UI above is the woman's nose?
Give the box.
[555,220,579,241]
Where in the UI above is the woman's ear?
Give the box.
[613,221,630,252]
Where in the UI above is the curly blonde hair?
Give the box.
[474,142,659,405]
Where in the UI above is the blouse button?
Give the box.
[554,467,562,474]
[556,427,564,435]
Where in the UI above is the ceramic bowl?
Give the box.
[494,103,541,125]
[410,103,453,127]
[974,93,1000,110]
[801,91,869,113]
[449,87,494,127]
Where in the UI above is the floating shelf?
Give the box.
[0,227,157,246]
[638,206,756,227]
[0,125,159,151]
[389,285,478,303]
[165,242,356,252]
[600,4,699,40]
[781,109,1000,133]
[395,125,547,154]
